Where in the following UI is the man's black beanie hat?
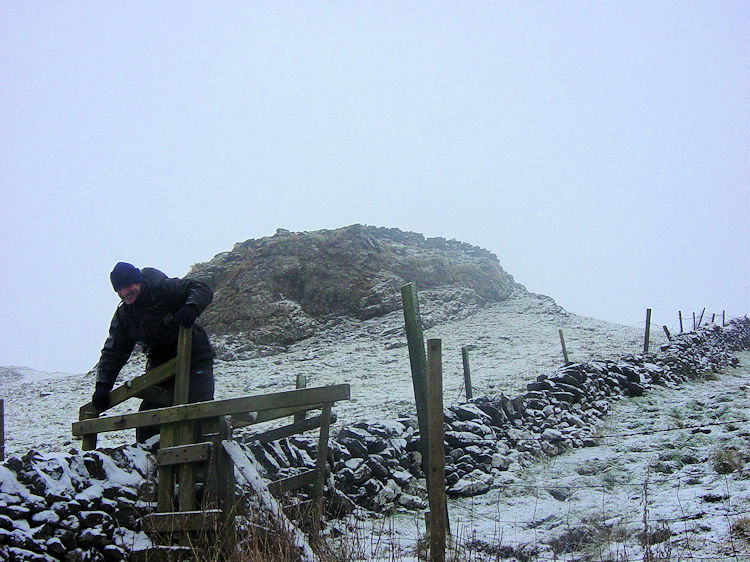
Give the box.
[110,262,144,291]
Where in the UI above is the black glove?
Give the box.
[174,304,199,328]
[92,383,112,411]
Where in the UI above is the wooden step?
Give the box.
[143,509,223,534]
[157,441,213,466]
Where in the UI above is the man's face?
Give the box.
[117,283,141,305]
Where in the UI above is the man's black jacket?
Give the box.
[96,267,215,389]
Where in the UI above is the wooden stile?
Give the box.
[73,326,349,555]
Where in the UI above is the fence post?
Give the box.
[679,311,684,333]
[294,375,308,424]
[461,347,473,401]
[693,312,696,330]
[426,339,447,562]
[723,310,726,326]
[697,308,705,328]
[663,325,672,341]
[401,283,430,480]
[643,308,652,354]
[558,330,570,365]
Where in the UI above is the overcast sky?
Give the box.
[1,2,748,374]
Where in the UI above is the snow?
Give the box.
[0,291,746,559]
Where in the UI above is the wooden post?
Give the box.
[311,403,332,536]
[711,313,716,324]
[723,310,726,326]
[174,327,193,404]
[679,311,684,333]
[697,308,705,328]
[401,283,430,478]
[426,339,446,562]
[217,416,236,552]
[693,312,696,330]
[159,327,193,516]
[643,309,652,354]
[461,347,473,401]
[294,375,308,424]
[0,399,4,462]
[558,330,570,365]
[663,325,672,341]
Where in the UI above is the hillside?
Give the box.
[1,226,748,560]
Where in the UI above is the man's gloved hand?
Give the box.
[92,383,112,411]
[174,304,199,328]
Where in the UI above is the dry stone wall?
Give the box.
[246,318,750,514]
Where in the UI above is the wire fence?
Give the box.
[442,310,738,408]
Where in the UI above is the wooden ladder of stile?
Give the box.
[75,327,349,559]
[145,327,235,553]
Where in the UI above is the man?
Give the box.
[92,262,216,443]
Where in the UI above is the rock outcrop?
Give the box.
[189,225,523,357]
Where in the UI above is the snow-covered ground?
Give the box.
[355,352,750,561]
[3,291,746,560]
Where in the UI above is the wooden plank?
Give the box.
[73,384,350,437]
[157,424,177,513]
[217,416,236,550]
[174,327,192,405]
[200,417,220,509]
[78,358,177,418]
[426,339,447,562]
[252,411,336,444]
[221,440,317,562]
[144,509,222,533]
[157,442,212,467]
[312,403,332,535]
[77,358,177,450]
[174,328,196,522]
[268,469,318,496]
[232,403,325,428]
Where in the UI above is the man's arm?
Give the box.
[95,311,136,389]
[144,267,213,317]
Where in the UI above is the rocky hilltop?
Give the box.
[189,225,524,353]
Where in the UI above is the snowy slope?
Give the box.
[2,291,746,560]
[0,291,661,457]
